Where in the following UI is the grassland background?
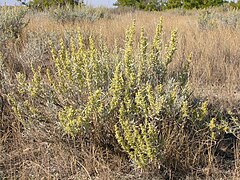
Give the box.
[24,8,240,106]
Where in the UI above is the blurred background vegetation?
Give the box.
[16,0,240,11]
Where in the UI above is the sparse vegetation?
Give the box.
[50,5,111,23]
[1,4,240,179]
[115,0,226,10]
[17,0,83,10]
[198,8,240,30]
[0,6,28,43]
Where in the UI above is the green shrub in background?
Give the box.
[0,6,29,83]
[8,18,239,172]
[17,0,83,10]
[228,1,240,9]
[198,9,217,30]
[0,6,28,119]
[51,5,111,23]
[0,6,28,43]
[114,0,226,10]
[197,8,240,30]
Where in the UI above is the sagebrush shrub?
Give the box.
[0,6,28,43]
[18,31,58,69]
[9,17,239,172]
[198,9,217,30]
[17,0,82,10]
[51,6,111,23]
[198,8,240,30]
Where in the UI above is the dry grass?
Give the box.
[24,10,240,107]
[1,8,240,179]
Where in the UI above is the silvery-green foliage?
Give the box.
[198,8,240,30]
[50,6,111,23]
[18,31,58,67]
[0,6,28,43]
[198,9,217,30]
[218,10,240,29]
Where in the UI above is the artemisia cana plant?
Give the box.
[8,18,239,173]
